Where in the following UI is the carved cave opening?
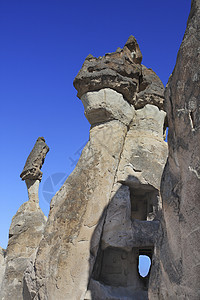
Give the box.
[137,248,152,289]
[138,255,151,277]
[92,247,153,292]
[130,188,159,221]
[90,185,158,297]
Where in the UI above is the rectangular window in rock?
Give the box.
[130,188,159,221]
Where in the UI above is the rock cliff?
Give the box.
[149,1,200,299]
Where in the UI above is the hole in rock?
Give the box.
[165,127,168,142]
[130,188,159,221]
[138,255,151,278]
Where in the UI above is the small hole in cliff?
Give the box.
[165,127,168,142]
[138,255,151,277]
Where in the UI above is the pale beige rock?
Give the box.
[25,179,40,203]
[24,38,168,300]
[81,88,135,126]
[0,137,49,300]
[117,105,167,190]
[0,247,6,292]
[1,36,169,299]
[87,104,167,299]
[0,201,47,300]
[26,120,128,300]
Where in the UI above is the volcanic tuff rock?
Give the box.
[149,1,200,299]
[0,138,48,300]
[74,35,164,110]
[1,4,199,298]
[0,247,6,291]
[20,137,49,181]
[24,36,167,300]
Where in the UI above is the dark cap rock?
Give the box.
[124,35,143,64]
[73,36,143,104]
[74,35,164,110]
[20,137,49,181]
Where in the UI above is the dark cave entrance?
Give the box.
[130,188,159,221]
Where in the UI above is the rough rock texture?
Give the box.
[25,119,128,300]
[0,202,47,300]
[0,35,170,299]
[25,37,167,300]
[0,247,6,292]
[81,88,134,126]
[20,137,49,181]
[74,36,164,110]
[86,104,167,300]
[137,65,165,110]
[149,1,200,299]
[0,138,48,300]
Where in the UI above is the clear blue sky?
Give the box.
[0,0,190,249]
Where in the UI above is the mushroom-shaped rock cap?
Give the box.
[73,35,165,110]
[20,137,49,181]
[73,36,143,104]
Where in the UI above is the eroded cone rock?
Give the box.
[26,37,167,300]
[149,1,200,299]
[0,137,49,300]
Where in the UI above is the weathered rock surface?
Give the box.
[87,104,167,299]
[149,1,200,299]
[24,37,167,300]
[74,36,164,110]
[25,120,128,300]
[137,65,165,110]
[1,35,170,299]
[0,138,48,300]
[20,137,49,181]
[0,202,47,300]
[0,247,6,292]
[81,88,135,126]
[101,105,167,252]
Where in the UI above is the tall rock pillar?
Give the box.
[0,137,49,300]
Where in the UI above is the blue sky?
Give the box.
[0,0,190,249]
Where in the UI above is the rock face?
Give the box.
[0,138,48,300]
[0,247,6,292]
[149,1,200,299]
[24,37,167,300]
